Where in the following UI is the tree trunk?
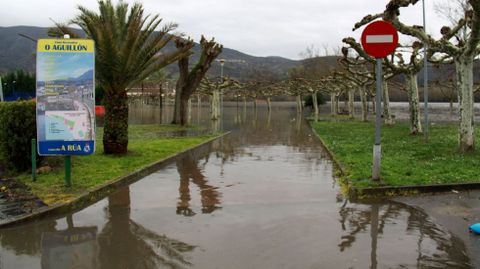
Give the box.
[267,109,272,128]
[197,94,201,110]
[267,97,272,111]
[141,82,144,104]
[187,98,192,125]
[331,92,338,116]
[405,73,422,135]
[360,86,368,122]
[197,94,202,124]
[243,97,247,122]
[103,90,129,154]
[211,118,220,133]
[382,81,394,125]
[312,92,319,122]
[179,95,189,126]
[336,95,341,114]
[173,86,183,124]
[348,89,355,119]
[296,95,302,113]
[211,90,220,121]
[456,57,475,153]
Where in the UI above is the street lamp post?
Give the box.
[12,80,16,99]
[219,59,225,130]
[422,0,429,142]
[220,59,225,81]
[0,78,4,102]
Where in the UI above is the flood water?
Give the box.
[0,103,473,268]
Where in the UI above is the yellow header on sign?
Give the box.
[37,39,94,53]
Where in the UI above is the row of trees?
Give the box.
[43,0,480,155]
[347,0,480,153]
[284,0,480,154]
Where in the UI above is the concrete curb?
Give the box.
[0,132,230,228]
[351,182,480,200]
[307,119,480,200]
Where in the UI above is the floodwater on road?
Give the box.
[0,103,473,269]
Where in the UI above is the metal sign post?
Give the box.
[361,20,399,181]
[373,59,383,180]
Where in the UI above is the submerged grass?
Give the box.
[17,124,217,205]
[312,119,480,188]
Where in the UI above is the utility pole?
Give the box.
[422,0,429,143]
[0,77,3,102]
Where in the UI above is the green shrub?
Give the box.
[304,92,326,108]
[0,101,39,172]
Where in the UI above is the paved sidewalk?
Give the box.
[396,191,480,268]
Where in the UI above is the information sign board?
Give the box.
[36,39,95,155]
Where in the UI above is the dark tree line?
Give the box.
[1,70,36,97]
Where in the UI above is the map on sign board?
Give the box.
[45,111,92,141]
[36,39,95,155]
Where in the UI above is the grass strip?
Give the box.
[17,124,217,205]
[311,119,480,188]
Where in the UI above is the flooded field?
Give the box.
[0,103,474,268]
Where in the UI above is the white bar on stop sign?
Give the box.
[366,35,393,43]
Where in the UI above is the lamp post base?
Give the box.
[372,144,381,181]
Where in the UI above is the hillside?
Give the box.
[0,26,299,81]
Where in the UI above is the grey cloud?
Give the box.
[1,0,450,59]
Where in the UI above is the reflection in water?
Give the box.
[41,222,98,269]
[0,188,197,269]
[99,187,196,269]
[176,148,222,216]
[0,219,56,256]
[338,200,471,268]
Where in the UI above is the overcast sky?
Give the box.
[0,0,452,59]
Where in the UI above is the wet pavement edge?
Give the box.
[0,132,230,228]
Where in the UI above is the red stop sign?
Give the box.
[361,20,399,58]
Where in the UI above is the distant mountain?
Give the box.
[72,69,93,82]
[0,26,300,81]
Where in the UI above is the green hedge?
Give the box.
[0,101,39,171]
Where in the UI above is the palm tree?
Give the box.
[49,0,193,154]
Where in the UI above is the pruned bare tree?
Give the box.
[173,36,223,126]
[340,41,396,124]
[355,0,480,152]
